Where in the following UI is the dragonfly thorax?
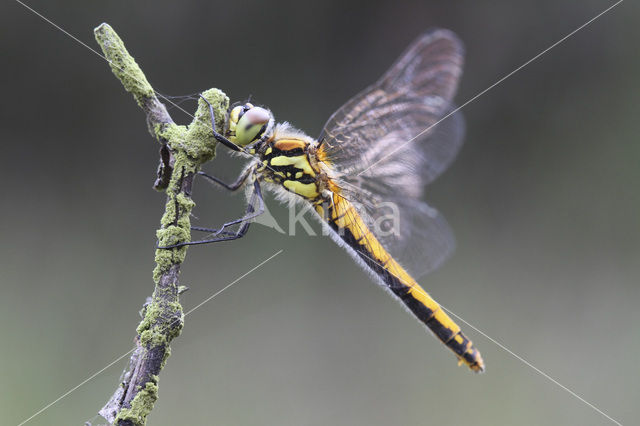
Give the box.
[257,124,324,200]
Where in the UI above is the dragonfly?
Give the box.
[168,29,484,372]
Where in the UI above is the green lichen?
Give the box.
[94,23,155,108]
[115,380,159,425]
[180,89,228,162]
[152,247,184,282]
[137,300,183,346]
[157,122,186,144]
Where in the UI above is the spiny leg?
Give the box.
[191,178,264,235]
[191,167,254,233]
[181,214,253,246]
[197,166,252,191]
[158,179,264,248]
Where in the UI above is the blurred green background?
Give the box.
[2,1,638,425]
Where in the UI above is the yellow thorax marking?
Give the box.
[283,180,319,198]
[270,155,316,177]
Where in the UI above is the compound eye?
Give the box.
[228,104,261,144]
[234,106,271,146]
[237,103,255,122]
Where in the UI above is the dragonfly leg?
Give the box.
[158,179,264,248]
[199,94,243,152]
[197,166,252,191]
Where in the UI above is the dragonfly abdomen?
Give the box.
[319,192,485,372]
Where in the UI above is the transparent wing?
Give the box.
[318,29,464,183]
[331,115,461,278]
[318,29,465,278]
[329,188,456,279]
[330,108,464,201]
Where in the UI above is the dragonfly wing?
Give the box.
[306,29,481,370]
[334,184,456,279]
[378,29,464,102]
[330,113,463,277]
[334,107,464,199]
[318,29,464,186]
[318,29,465,278]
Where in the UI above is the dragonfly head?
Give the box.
[228,103,274,147]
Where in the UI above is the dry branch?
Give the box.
[93,23,228,425]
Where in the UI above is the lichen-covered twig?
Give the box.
[93,23,229,425]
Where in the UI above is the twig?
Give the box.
[93,23,229,425]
